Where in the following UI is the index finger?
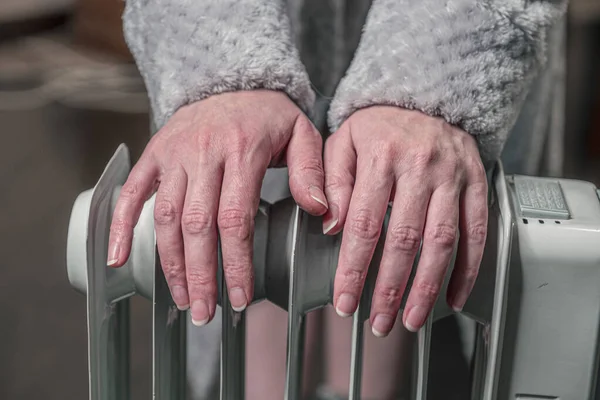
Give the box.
[107,155,158,267]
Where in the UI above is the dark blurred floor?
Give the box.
[0,100,152,399]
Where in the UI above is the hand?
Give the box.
[107,90,327,325]
[323,106,488,335]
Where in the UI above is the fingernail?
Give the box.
[404,305,428,332]
[191,300,209,326]
[335,293,357,317]
[171,286,189,310]
[228,287,248,312]
[449,292,466,313]
[107,243,120,267]
[451,299,464,312]
[309,186,328,208]
[372,314,394,338]
[323,217,339,235]
[323,204,339,235]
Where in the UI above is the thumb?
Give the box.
[286,116,328,216]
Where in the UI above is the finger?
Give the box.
[322,127,356,235]
[154,166,189,310]
[108,154,158,267]
[446,163,488,311]
[182,162,223,326]
[218,153,269,313]
[287,116,327,216]
[403,184,459,332]
[370,178,431,337]
[333,149,394,317]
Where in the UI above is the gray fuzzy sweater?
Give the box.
[122,0,567,397]
[123,0,567,162]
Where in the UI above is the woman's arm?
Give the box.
[123,0,315,129]
[328,0,568,161]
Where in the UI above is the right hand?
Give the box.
[106,90,327,325]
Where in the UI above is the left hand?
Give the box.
[323,106,488,335]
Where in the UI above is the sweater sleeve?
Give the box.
[123,0,315,130]
[327,0,567,161]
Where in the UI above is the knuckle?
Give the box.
[387,225,422,252]
[325,172,353,192]
[424,223,457,247]
[186,269,215,290]
[340,266,367,286]
[227,129,252,154]
[366,150,395,178]
[466,156,486,178]
[181,204,214,235]
[121,180,141,199]
[161,260,185,282]
[224,262,253,283]
[154,199,180,225]
[347,210,381,241]
[194,131,215,151]
[460,264,481,285]
[370,140,397,162]
[110,218,133,235]
[377,286,403,307]
[411,146,438,169]
[465,223,487,245]
[218,209,253,240]
[442,158,460,179]
[414,280,442,300]
[294,157,324,177]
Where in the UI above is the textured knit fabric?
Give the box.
[122,1,568,398]
[124,0,567,161]
[123,0,315,129]
[328,0,567,161]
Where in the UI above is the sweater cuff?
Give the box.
[123,0,315,130]
[328,0,566,160]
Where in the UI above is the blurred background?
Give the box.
[0,0,599,399]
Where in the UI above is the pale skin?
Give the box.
[324,106,488,334]
[107,90,328,324]
[107,90,488,398]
